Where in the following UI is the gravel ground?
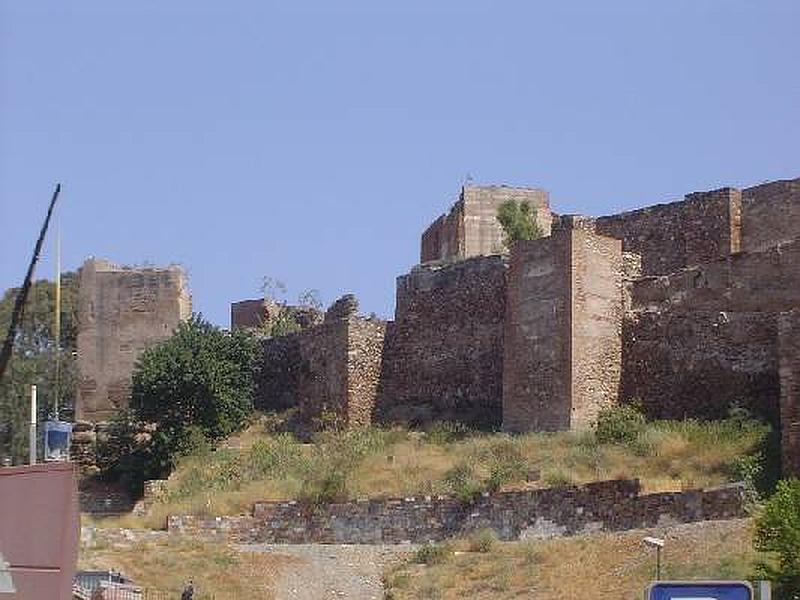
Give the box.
[238,543,415,600]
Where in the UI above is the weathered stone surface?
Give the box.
[595,187,742,276]
[503,217,623,432]
[621,310,780,421]
[167,479,746,545]
[76,259,191,422]
[741,178,800,254]
[421,185,552,263]
[779,311,800,477]
[622,239,800,423]
[256,296,386,432]
[376,255,507,428]
[629,239,800,314]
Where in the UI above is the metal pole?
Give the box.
[29,384,37,465]
[656,546,661,580]
[0,183,62,381]
[759,580,771,600]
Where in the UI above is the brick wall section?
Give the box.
[167,479,746,545]
[375,255,507,428]
[421,186,552,263]
[503,218,623,432]
[256,296,386,430]
[76,259,191,422]
[741,178,800,253]
[621,310,780,421]
[595,188,742,276]
[779,311,800,477]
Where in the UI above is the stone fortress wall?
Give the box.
[74,177,800,478]
[421,185,553,263]
[75,259,191,422]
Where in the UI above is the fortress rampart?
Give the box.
[74,176,799,477]
[76,259,191,422]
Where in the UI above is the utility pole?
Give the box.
[29,384,37,465]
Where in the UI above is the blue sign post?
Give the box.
[647,581,753,600]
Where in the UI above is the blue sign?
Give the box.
[647,582,752,600]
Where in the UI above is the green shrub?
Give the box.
[753,479,800,598]
[415,542,452,565]
[595,404,646,446]
[443,463,483,503]
[468,528,497,553]
[426,421,472,445]
[486,439,527,492]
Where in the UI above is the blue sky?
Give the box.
[1,1,798,326]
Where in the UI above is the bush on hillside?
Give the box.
[753,479,800,599]
[107,315,259,484]
[595,404,647,446]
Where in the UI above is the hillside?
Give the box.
[116,412,768,529]
[384,518,757,600]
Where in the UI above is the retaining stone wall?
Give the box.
[167,479,746,545]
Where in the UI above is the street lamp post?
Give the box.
[644,536,665,580]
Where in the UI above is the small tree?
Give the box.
[754,479,800,598]
[128,315,259,477]
[496,200,543,248]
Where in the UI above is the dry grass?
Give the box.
[104,415,766,529]
[79,534,294,599]
[385,518,758,600]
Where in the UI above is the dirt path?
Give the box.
[238,543,414,600]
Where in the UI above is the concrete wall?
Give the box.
[779,311,800,477]
[421,186,552,263]
[741,178,800,253]
[596,188,742,276]
[503,218,623,432]
[376,255,507,428]
[256,296,386,431]
[76,259,191,422]
[168,479,746,545]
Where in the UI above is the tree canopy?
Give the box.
[0,274,78,463]
[122,315,260,480]
[754,478,800,598]
[496,200,543,248]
